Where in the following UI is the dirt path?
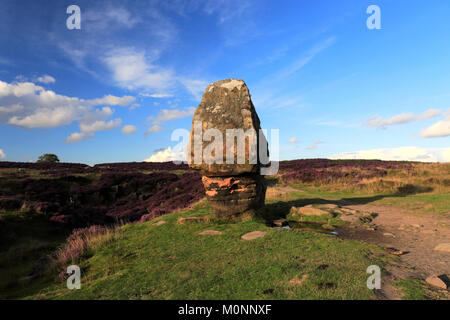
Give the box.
[336,203,450,299]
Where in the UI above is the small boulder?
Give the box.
[272,219,287,227]
[241,231,266,240]
[383,232,395,237]
[199,230,222,236]
[384,247,405,255]
[434,243,450,253]
[426,275,449,290]
[290,206,331,217]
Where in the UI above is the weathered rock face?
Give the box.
[187,79,268,218]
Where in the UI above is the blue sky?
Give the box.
[0,0,449,164]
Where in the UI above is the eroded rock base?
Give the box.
[201,175,266,218]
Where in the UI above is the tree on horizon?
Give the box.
[37,153,60,163]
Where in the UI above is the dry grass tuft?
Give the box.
[51,225,122,268]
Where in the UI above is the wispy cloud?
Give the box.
[66,107,122,143]
[306,140,323,150]
[366,109,442,128]
[420,115,450,138]
[331,146,450,163]
[150,107,195,125]
[253,37,336,110]
[35,75,55,84]
[144,106,195,134]
[122,125,137,135]
[0,148,5,159]
[145,125,164,135]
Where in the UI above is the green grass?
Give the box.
[10,202,389,300]
[394,279,427,300]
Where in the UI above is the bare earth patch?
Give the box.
[336,203,450,299]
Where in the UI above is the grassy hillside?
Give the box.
[0,160,448,299]
[9,201,390,300]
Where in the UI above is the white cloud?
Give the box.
[65,107,122,143]
[140,93,173,98]
[0,149,5,159]
[8,106,85,128]
[288,137,297,143]
[145,125,164,135]
[103,48,176,92]
[84,6,141,31]
[366,109,441,128]
[88,95,136,107]
[122,125,137,135]
[79,118,122,132]
[419,115,450,138]
[441,148,450,162]
[0,80,132,134]
[65,131,95,143]
[178,79,208,100]
[103,47,208,99]
[145,106,195,134]
[331,146,450,163]
[151,107,195,125]
[36,75,55,84]
[306,140,323,150]
[143,146,185,162]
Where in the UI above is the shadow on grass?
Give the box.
[262,183,434,222]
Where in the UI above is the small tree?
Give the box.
[37,153,60,163]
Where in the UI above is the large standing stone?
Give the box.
[187,79,268,218]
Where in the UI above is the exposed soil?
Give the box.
[336,203,450,300]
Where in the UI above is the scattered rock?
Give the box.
[359,216,373,224]
[289,274,308,286]
[317,264,329,270]
[187,79,268,218]
[340,207,358,215]
[384,247,405,255]
[434,243,450,253]
[199,230,222,236]
[426,275,449,290]
[383,232,395,237]
[272,219,287,227]
[241,231,266,240]
[290,206,331,217]
[153,220,167,226]
[177,216,208,224]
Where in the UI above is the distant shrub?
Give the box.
[37,154,60,163]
